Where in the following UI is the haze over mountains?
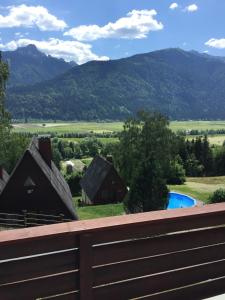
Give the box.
[3,45,225,121]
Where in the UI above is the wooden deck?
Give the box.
[1,203,225,299]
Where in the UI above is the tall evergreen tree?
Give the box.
[0,52,28,172]
[115,111,175,213]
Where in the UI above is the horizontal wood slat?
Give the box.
[42,291,80,300]
[94,259,225,299]
[94,242,225,286]
[0,249,78,285]
[0,234,78,260]
[1,203,225,245]
[0,271,79,300]
[93,226,225,265]
[0,203,225,299]
[144,276,225,300]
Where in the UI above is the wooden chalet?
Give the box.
[80,155,127,205]
[0,166,9,193]
[0,136,78,224]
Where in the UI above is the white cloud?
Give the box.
[205,38,225,49]
[0,38,109,64]
[169,3,178,10]
[15,32,24,38]
[0,4,67,31]
[64,9,163,41]
[185,4,198,12]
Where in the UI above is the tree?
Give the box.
[167,156,186,185]
[0,52,11,168]
[125,159,169,213]
[115,111,175,212]
[0,52,28,172]
[64,171,83,196]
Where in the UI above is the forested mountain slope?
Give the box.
[2,44,74,87]
[7,48,225,120]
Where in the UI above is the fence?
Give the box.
[1,203,225,299]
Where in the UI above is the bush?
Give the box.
[167,159,186,185]
[64,172,83,196]
[208,189,225,204]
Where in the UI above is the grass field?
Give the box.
[62,137,119,144]
[170,121,225,131]
[169,176,225,203]
[13,120,225,133]
[66,135,225,146]
[72,196,124,220]
[77,203,124,220]
[13,122,124,133]
[206,135,225,146]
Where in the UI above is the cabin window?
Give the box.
[24,177,36,194]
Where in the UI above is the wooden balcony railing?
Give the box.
[0,211,72,229]
[1,203,225,299]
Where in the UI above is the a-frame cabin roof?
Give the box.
[80,155,117,201]
[0,138,78,220]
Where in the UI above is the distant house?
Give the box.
[0,167,9,193]
[0,136,78,221]
[80,155,127,205]
[65,161,75,174]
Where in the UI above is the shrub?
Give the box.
[167,159,186,185]
[64,172,83,196]
[208,189,225,204]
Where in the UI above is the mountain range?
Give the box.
[3,45,225,120]
[2,44,75,87]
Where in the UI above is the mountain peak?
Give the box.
[16,44,44,57]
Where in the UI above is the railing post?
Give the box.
[79,233,93,300]
[23,210,27,227]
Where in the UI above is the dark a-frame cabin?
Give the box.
[0,137,78,221]
[80,155,127,205]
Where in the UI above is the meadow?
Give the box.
[13,120,225,133]
[13,121,124,133]
[62,137,119,144]
[169,176,225,203]
[13,121,225,145]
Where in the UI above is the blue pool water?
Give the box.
[167,192,197,209]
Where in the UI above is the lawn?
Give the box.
[169,176,225,203]
[73,198,125,220]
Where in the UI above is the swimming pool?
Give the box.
[167,192,197,209]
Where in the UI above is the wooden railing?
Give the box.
[0,211,72,229]
[1,203,225,299]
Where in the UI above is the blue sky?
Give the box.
[0,0,224,64]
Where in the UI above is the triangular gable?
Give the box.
[80,156,113,200]
[0,149,77,220]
